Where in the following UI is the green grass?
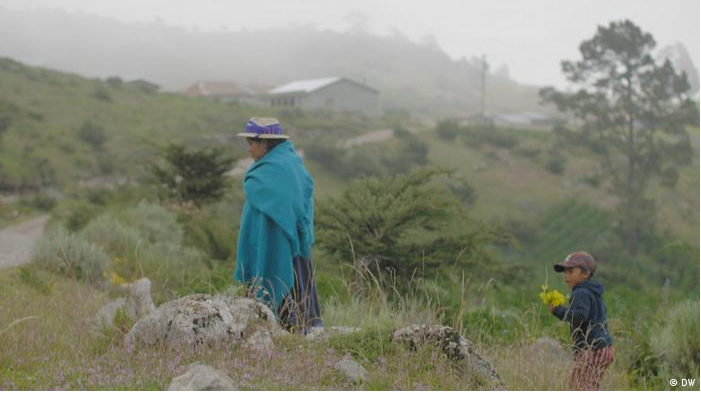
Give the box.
[415,128,699,244]
[0,57,384,191]
[4,264,686,390]
[525,200,612,263]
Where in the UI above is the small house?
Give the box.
[267,77,380,117]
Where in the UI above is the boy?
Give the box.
[548,251,614,390]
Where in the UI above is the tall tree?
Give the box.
[540,20,699,255]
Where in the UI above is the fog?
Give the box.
[2,0,698,88]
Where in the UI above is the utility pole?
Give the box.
[480,54,489,116]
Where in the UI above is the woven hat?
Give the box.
[553,251,597,273]
[237,117,289,139]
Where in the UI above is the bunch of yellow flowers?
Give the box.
[539,285,566,307]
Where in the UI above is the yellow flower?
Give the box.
[539,285,566,307]
[111,272,127,286]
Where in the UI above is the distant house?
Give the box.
[266,77,380,117]
[184,81,268,105]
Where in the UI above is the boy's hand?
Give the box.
[547,304,556,313]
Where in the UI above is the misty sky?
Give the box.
[2,0,699,86]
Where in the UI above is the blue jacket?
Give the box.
[235,140,314,310]
[552,280,613,351]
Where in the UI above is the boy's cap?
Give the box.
[554,251,597,273]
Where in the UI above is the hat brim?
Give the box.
[237,132,289,139]
[553,264,565,272]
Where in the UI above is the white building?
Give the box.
[267,77,380,117]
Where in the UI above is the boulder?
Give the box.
[391,324,505,390]
[334,357,368,384]
[124,294,284,349]
[167,363,235,391]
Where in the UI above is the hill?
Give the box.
[0,57,383,192]
[0,6,545,118]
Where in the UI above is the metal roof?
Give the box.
[268,77,342,94]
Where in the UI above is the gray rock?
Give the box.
[391,324,506,390]
[95,278,155,328]
[305,326,361,341]
[127,278,155,318]
[167,363,235,391]
[334,358,368,383]
[95,297,127,328]
[528,337,569,361]
[124,294,283,349]
[242,329,274,352]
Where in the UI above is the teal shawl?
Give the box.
[234,140,314,310]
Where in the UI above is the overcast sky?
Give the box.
[3,0,699,86]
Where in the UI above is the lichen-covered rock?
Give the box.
[242,329,274,352]
[391,324,506,390]
[334,357,368,383]
[167,363,235,391]
[124,294,284,349]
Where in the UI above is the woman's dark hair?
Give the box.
[246,137,285,152]
[264,139,285,151]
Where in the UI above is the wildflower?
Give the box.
[539,285,566,307]
[111,272,127,286]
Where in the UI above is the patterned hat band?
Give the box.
[245,120,283,136]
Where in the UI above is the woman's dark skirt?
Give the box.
[277,256,323,333]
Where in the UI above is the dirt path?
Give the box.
[0,215,50,269]
[337,128,394,149]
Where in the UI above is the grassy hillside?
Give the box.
[423,128,699,244]
[0,57,698,390]
[0,57,387,192]
[0,267,634,390]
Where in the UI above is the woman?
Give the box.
[234,117,322,333]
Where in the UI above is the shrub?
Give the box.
[545,154,566,175]
[316,169,503,282]
[62,200,99,232]
[183,210,238,263]
[435,121,462,141]
[30,193,57,211]
[31,226,110,284]
[463,126,519,149]
[119,201,183,245]
[91,86,111,102]
[151,144,236,207]
[81,214,143,259]
[105,76,123,88]
[77,121,107,150]
[651,300,700,378]
[80,204,209,302]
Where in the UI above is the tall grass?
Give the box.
[651,300,700,379]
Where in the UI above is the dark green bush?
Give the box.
[151,143,236,207]
[545,154,566,174]
[316,169,503,281]
[463,126,519,149]
[435,121,462,141]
